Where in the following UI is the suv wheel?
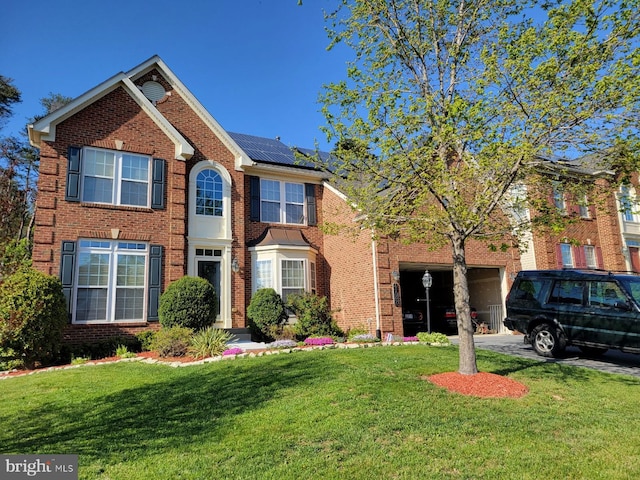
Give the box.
[531,323,566,358]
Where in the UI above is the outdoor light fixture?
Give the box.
[422,270,433,333]
[231,258,240,273]
[422,270,432,289]
[392,270,400,282]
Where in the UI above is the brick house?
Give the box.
[32,56,614,344]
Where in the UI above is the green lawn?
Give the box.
[1,345,639,479]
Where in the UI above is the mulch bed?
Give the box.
[427,371,529,398]
[2,348,530,398]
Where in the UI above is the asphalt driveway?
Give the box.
[451,333,640,378]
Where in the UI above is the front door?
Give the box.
[197,260,221,318]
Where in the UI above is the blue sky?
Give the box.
[1,0,349,151]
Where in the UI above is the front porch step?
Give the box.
[225,328,252,342]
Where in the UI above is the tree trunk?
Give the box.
[451,233,478,375]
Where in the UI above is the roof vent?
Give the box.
[141,81,166,103]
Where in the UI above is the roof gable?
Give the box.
[28,65,194,161]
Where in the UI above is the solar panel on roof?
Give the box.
[228,132,297,165]
[228,132,326,170]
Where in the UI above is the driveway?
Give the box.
[450,333,640,378]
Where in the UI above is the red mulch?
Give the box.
[426,371,529,398]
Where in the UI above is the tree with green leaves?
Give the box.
[319,0,640,374]
[0,91,71,245]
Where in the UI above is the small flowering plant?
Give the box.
[350,333,379,343]
[268,339,299,349]
[402,336,419,342]
[303,337,334,346]
[222,347,244,356]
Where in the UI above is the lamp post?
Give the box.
[422,270,433,333]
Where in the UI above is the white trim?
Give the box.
[28,72,193,161]
[73,239,149,324]
[188,160,232,241]
[126,56,254,170]
[187,240,233,329]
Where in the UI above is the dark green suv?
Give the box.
[504,270,640,357]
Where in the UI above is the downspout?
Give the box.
[371,233,382,339]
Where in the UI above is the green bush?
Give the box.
[59,336,140,363]
[416,332,451,345]
[286,293,343,339]
[247,288,288,341]
[158,276,217,331]
[151,326,193,358]
[0,267,67,369]
[0,238,32,279]
[188,327,232,359]
[136,330,156,352]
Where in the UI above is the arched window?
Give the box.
[196,169,223,216]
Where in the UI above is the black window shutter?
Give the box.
[65,147,82,202]
[151,158,166,209]
[305,183,317,226]
[147,245,163,322]
[60,241,77,323]
[250,176,261,221]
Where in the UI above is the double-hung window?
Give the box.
[281,259,305,302]
[82,147,151,207]
[553,185,566,213]
[75,240,148,323]
[620,185,637,222]
[560,243,573,268]
[260,179,305,224]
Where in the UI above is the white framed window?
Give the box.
[281,259,305,302]
[578,195,590,219]
[560,243,573,268]
[255,260,273,290]
[260,179,305,224]
[620,185,637,222]
[74,240,148,323]
[250,247,317,302]
[195,169,223,216]
[82,147,151,207]
[310,262,317,294]
[584,245,597,269]
[553,185,566,213]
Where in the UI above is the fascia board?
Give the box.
[29,71,128,147]
[243,162,328,183]
[128,56,252,169]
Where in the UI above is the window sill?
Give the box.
[79,202,154,213]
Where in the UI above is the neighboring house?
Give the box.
[30,56,625,344]
[518,158,627,274]
[616,180,640,272]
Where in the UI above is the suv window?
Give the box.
[588,281,626,308]
[549,280,584,305]
[513,279,546,302]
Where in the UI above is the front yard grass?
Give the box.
[1,345,639,479]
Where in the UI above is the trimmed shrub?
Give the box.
[0,267,67,369]
[59,336,140,363]
[247,288,288,341]
[416,332,451,345]
[286,293,343,339]
[136,330,156,352]
[158,276,217,331]
[151,326,193,357]
[188,327,232,359]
